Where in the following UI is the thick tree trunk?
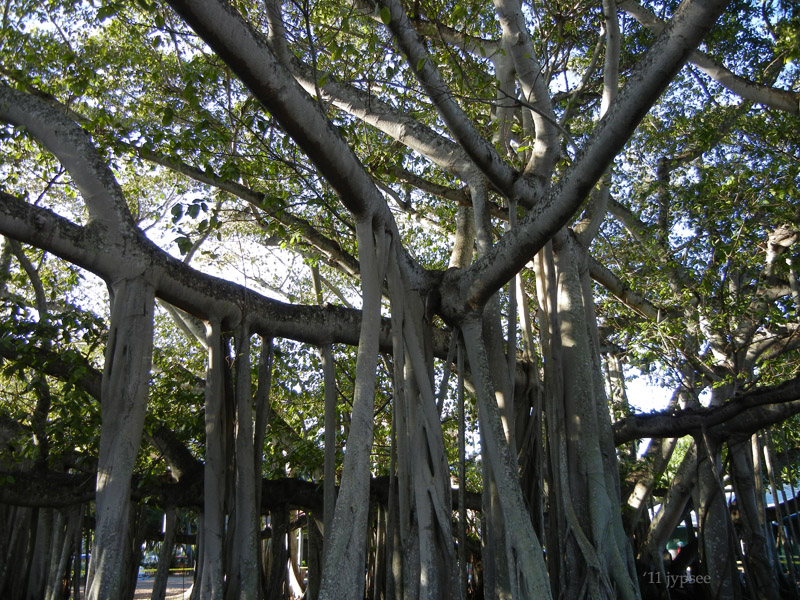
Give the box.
[696,434,741,599]
[197,319,227,600]
[386,252,461,600]
[87,276,155,600]
[461,318,551,600]
[230,328,260,600]
[729,438,780,599]
[536,235,638,600]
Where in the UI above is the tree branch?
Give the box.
[444,0,732,317]
[614,373,800,444]
[618,0,800,115]
[0,84,134,231]
[0,191,449,355]
[164,0,389,223]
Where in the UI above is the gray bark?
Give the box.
[640,442,697,580]
[86,276,155,600]
[461,318,552,600]
[197,319,226,600]
[439,0,733,313]
[551,233,638,600]
[232,328,259,600]
[151,508,178,600]
[729,438,780,599]
[696,434,741,599]
[619,0,800,115]
[318,220,387,600]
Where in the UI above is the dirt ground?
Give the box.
[133,575,193,599]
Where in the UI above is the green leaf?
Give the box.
[161,106,174,127]
[380,6,391,25]
[97,4,119,21]
[175,236,193,255]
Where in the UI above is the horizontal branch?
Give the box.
[0,468,481,513]
[614,373,800,445]
[0,191,450,354]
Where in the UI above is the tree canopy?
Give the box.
[0,0,799,599]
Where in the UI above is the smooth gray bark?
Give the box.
[440,0,733,313]
[197,319,226,600]
[151,508,178,600]
[696,434,741,599]
[729,438,780,600]
[548,233,638,600]
[86,276,155,600]
[232,328,260,600]
[461,318,552,600]
[318,220,387,600]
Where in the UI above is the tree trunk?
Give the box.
[231,328,259,600]
[0,506,33,599]
[306,517,323,600]
[461,318,551,600]
[640,441,697,597]
[121,503,148,600]
[319,220,387,600]
[151,508,178,600]
[45,507,81,600]
[729,437,780,599]
[696,434,741,599]
[536,234,639,600]
[197,319,227,600]
[28,507,54,600]
[265,508,289,600]
[87,276,155,600]
[386,252,461,600]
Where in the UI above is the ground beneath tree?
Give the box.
[133,575,193,599]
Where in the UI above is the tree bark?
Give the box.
[318,220,387,600]
[86,276,155,600]
[729,438,780,599]
[696,433,741,599]
[151,508,178,600]
[231,328,260,600]
[536,234,639,600]
[197,319,227,600]
[461,318,552,600]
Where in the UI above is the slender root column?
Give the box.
[461,317,552,600]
